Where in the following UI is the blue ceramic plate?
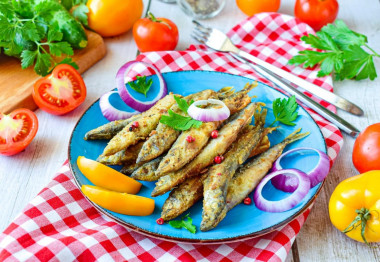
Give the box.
[68,71,326,244]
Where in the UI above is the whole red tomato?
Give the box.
[133,12,179,52]
[352,123,380,173]
[294,0,339,31]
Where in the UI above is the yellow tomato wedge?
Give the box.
[77,156,141,194]
[82,185,155,216]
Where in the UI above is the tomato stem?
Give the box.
[342,207,371,245]
[147,11,172,30]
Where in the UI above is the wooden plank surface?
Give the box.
[1,0,380,261]
[0,30,106,114]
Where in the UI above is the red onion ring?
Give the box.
[116,61,167,112]
[254,169,311,213]
[271,147,330,193]
[188,99,230,122]
[99,91,140,121]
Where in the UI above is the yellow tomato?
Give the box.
[236,0,281,16]
[82,185,155,216]
[77,156,141,194]
[329,170,380,244]
[87,0,144,37]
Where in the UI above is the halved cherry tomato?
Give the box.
[33,64,86,115]
[77,156,142,194]
[352,123,380,173]
[82,185,155,216]
[236,0,281,16]
[0,109,38,156]
[133,12,179,52]
[295,0,339,31]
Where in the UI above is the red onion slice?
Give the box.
[188,99,230,122]
[271,147,330,192]
[254,169,311,213]
[116,61,167,112]
[99,91,140,121]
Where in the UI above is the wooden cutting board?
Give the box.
[0,30,106,114]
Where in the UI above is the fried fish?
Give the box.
[151,102,257,197]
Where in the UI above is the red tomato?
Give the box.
[0,109,38,156]
[352,123,380,173]
[236,0,281,16]
[294,0,339,31]
[33,64,86,115]
[133,12,179,52]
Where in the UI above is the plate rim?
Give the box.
[68,70,327,244]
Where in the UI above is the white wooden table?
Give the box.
[1,0,379,261]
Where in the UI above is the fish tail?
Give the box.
[283,128,310,145]
[254,108,267,126]
[217,86,235,98]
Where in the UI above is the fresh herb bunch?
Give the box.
[128,76,153,97]
[168,213,196,234]
[0,0,88,76]
[270,95,299,127]
[160,95,203,131]
[289,20,379,81]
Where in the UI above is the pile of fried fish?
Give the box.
[84,83,308,231]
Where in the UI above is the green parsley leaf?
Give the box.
[128,76,153,97]
[168,214,196,234]
[270,95,299,127]
[289,20,379,81]
[174,95,191,113]
[21,50,37,69]
[160,110,202,131]
[321,20,367,50]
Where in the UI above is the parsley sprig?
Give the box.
[289,20,379,81]
[128,76,153,97]
[160,95,203,131]
[0,0,88,76]
[168,213,196,234]
[270,95,299,127]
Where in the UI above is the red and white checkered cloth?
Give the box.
[0,13,343,262]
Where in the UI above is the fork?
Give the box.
[191,21,360,137]
[191,20,363,117]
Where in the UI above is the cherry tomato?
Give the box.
[87,0,143,37]
[236,0,281,16]
[0,109,38,156]
[33,64,86,115]
[133,12,179,52]
[294,0,339,31]
[352,123,380,173]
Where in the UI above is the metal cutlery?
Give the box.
[191,20,363,117]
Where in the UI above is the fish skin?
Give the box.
[201,110,267,232]
[225,129,310,212]
[120,162,143,175]
[97,141,144,165]
[84,116,141,140]
[155,82,257,176]
[151,102,257,197]
[102,94,176,156]
[161,175,205,221]
[130,156,164,181]
[136,89,216,164]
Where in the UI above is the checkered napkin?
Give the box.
[0,13,343,262]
